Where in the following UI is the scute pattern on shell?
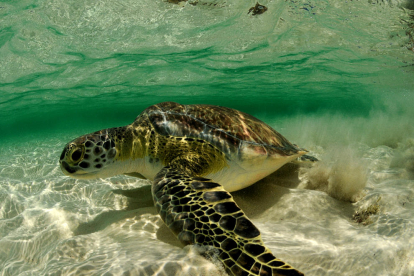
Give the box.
[135,102,300,157]
[146,124,228,176]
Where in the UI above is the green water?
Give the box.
[1,0,414,275]
[1,0,413,141]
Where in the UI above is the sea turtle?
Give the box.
[59,102,312,276]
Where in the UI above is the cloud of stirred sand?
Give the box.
[263,94,414,202]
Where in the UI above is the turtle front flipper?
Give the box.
[153,166,304,276]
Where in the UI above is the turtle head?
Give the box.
[59,130,119,179]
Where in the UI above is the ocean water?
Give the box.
[1,0,414,275]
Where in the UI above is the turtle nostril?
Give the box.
[71,149,83,162]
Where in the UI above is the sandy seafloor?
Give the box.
[1,0,414,275]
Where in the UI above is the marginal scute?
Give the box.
[203,191,231,202]
[159,179,180,193]
[169,220,184,235]
[159,209,167,221]
[258,253,275,263]
[194,210,204,217]
[210,213,221,222]
[155,204,161,213]
[196,234,205,243]
[238,253,255,270]
[260,265,272,275]
[175,213,188,220]
[170,185,184,194]
[165,214,174,225]
[220,251,230,260]
[228,248,242,261]
[158,195,171,205]
[172,205,182,213]
[213,227,224,234]
[214,202,240,214]
[178,231,195,245]
[251,263,261,274]
[219,215,236,231]
[179,197,191,204]
[191,181,220,190]
[221,238,238,251]
[200,216,209,223]
[175,190,189,198]
[191,205,201,212]
[171,199,180,205]
[269,260,286,268]
[206,208,215,215]
[223,259,235,268]
[216,235,226,242]
[184,219,195,231]
[230,264,244,275]
[233,212,244,218]
[235,217,260,239]
[245,243,266,256]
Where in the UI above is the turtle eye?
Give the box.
[71,148,83,163]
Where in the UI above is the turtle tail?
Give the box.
[152,166,304,276]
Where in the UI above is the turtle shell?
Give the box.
[134,102,301,157]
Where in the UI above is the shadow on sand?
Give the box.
[73,163,303,246]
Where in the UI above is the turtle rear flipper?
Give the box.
[153,166,304,276]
